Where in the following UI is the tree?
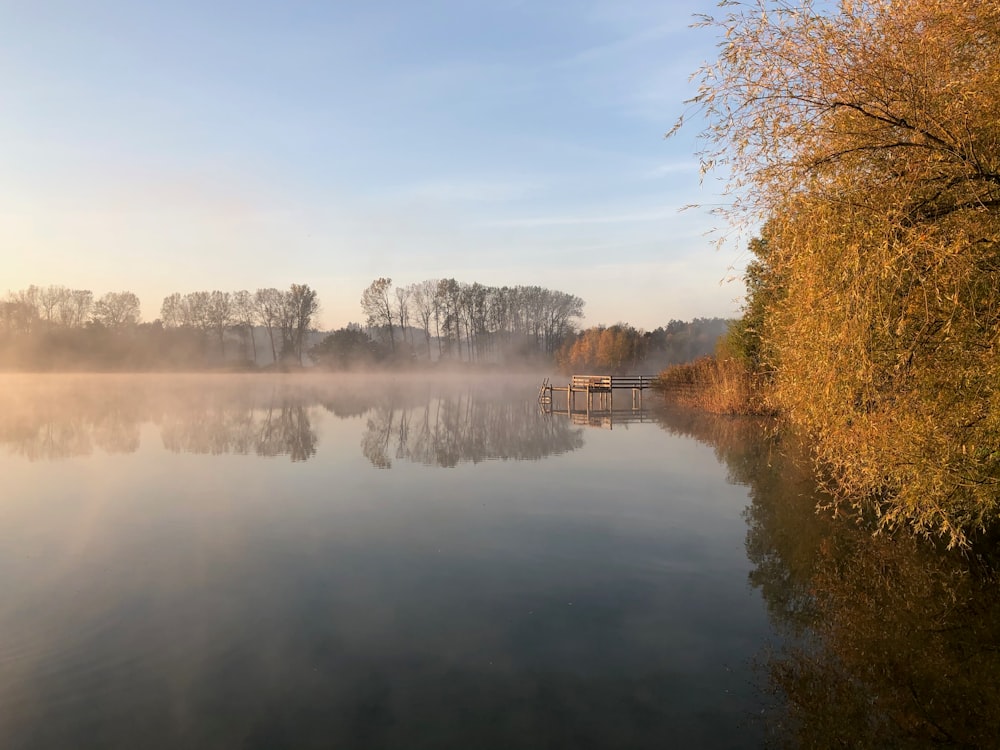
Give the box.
[2,287,39,334]
[286,283,319,366]
[93,291,141,328]
[311,328,380,369]
[254,288,284,365]
[724,231,783,372]
[160,293,185,328]
[232,290,258,365]
[59,289,93,328]
[37,286,67,325]
[434,278,461,359]
[556,324,646,374]
[543,290,585,354]
[681,0,1000,546]
[408,279,438,360]
[394,285,410,350]
[361,277,395,354]
[181,291,211,330]
[205,291,233,358]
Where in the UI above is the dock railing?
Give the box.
[571,375,612,390]
[540,374,658,418]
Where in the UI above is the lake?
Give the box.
[1,374,996,749]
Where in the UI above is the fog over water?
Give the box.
[0,373,582,465]
[1,374,995,748]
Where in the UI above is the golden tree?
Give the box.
[556,325,646,374]
[679,0,1000,545]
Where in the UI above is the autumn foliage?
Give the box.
[555,324,646,374]
[683,0,1000,546]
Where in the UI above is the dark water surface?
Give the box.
[1,374,997,749]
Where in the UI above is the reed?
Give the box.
[655,356,772,416]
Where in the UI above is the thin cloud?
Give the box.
[555,21,690,67]
[483,208,678,228]
[646,160,699,178]
[389,178,541,204]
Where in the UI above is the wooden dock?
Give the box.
[538,374,657,416]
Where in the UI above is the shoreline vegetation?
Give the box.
[663,0,1000,550]
[654,355,771,418]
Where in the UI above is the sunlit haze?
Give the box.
[1,0,745,330]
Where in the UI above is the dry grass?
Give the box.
[655,356,772,416]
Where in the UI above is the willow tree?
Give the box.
[679,0,1000,546]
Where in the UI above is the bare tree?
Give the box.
[286,283,319,365]
[232,290,258,365]
[254,288,285,365]
[60,289,93,327]
[37,286,68,325]
[93,291,141,328]
[361,277,395,353]
[184,292,211,329]
[408,279,437,360]
[161,293,184,328]
[394,285,411,350]
[4,287,40,334]
[205,291,233,358]
[433,279,460,359]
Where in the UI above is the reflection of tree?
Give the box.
[0,413,93,461]
[653,405,1000,747]
[0,374,569,467]
[0,379,144,460]
[160,398,317,462]
[0,377,320,462]
[264,403,317,462]
[361,406,395,468]
[361,391,584,468]
[768,534,1000,749]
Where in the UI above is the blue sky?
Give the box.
[1,0,748,330]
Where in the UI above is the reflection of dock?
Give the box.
[546,407,654,430]
[538,375,657,429]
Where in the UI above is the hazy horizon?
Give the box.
[2,0,749,331]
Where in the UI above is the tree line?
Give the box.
[556,318,729,374]
[0,279,588,370]
[2,278,725,374]
[1,286,141,331]
[0,283,319,370]
[160,285,318,366]
[356,277,585,362]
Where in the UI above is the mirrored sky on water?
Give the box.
[0,374,773,749]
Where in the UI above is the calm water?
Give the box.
[1,374,997,749]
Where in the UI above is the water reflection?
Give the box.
[655,406,1000,747]
[160,399,318,461]
[362,395,583,468]
[0,376,764,749]
[0,380,144,459]
[9,377,995,747]
[0,375,581,466]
